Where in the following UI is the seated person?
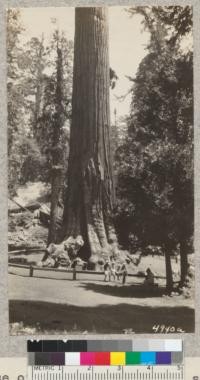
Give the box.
[144,267,155,286]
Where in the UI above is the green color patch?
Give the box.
[126,352,141,365]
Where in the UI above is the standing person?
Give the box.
[116,263,121,281]
[104,259,111,282]
[71,259,77,280]
[121,261,128,285]
[110,260,116,281]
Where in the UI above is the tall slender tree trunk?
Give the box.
[164,245,173,293]
[48,42,64,244]
[33,35,44,140]
[62,7,117,261]
[179,238,188,286]
[48,147,63,244]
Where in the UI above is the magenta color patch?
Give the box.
[80,352,95,365]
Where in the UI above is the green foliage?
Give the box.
[7,9,27,195]
[115,9,193,252]
[127,6,192,44]
[110,68,118,89]
[7,11,73,195]
[34,31,73,183]
[152,6,192,42]
[20,137,47,183]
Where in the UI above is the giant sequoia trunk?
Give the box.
[63,7,117,261]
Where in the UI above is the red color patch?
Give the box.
[94,352,110,365]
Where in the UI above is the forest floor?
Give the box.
[9,271,194,335]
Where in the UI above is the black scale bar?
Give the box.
[27,340,135,352]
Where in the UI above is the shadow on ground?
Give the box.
[9,300,194,334]
[79,282,166,298]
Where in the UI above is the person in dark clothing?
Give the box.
[144,267,155,285]
[121,262,128,285]
[104,260,111,282]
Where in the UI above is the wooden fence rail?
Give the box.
[9,248,46,255]
[8,262,166,280]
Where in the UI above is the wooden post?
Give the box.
[73,266,77,280]
[29,265,34,277]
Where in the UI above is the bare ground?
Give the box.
[9,274,194,335]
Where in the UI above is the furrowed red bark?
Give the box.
[63,7,117,261]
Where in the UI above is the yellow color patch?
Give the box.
[110,352,126,366]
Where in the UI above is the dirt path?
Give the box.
[9,274,194,334]
[9,274,193,308]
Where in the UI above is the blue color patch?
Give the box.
[156,352,171,365]
[140,352,156,365]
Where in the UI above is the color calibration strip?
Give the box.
[28,351,183,366]
[27,339,182,353]
[27,339,183,366]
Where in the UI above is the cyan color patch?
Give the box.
[140,352,156,365]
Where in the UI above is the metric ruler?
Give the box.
[28,365,184,380]
[27,339,184,380]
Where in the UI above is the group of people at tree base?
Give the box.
[103,257,156,287]
[103,257,128,284]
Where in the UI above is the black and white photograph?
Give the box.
[8,5,194,335]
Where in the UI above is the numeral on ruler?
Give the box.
[28,365,184,380]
